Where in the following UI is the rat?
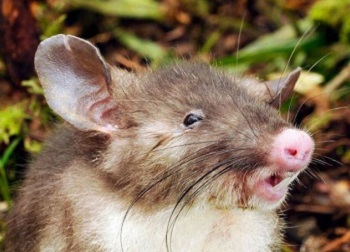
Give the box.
[4,34,314,252]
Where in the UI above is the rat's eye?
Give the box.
[183,113,203,127]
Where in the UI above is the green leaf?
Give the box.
[309,0,350,27]
[0,103,28,144]
[24,138,42,153]
[114,29,168,61]
[180,0,210,17]
[215,19,327,68]
[40,14,66,40]
[69,0,165,20]
[200,30,222,54]
[22,78,44,95]
[0,137,22,205]
[309,0,350,43]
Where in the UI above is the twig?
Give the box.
[322,230,350,252]
[324,63,350,96]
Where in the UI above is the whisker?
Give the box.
[320,156,343,166]
[165,160,233,251]
[300,106,348,132]
[311,158,332,167]
[119,149,212,251]
[284,25,317,76]
[167,161,254,248]
[315,140,336,144]
[293,87,349,127]
[280,25,318,110]
[236,12,246,68]
[151,140,219,152]
[229,94,258,139]
[166,165,234,246]
[287,53,330,123]
[313,147,331,152]
[166,158,249,251]
[303,168,321,180]
[121,144,251,250]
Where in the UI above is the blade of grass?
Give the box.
[215,19,327,67]
[113,29,168,62]
[200,30,222,54]
[0,137,22,206]
[217,32,325,67]
[70,0,165,20]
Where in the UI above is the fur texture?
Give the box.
[5,35,313,252]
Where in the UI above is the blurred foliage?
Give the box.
[0,103,28,145]
[0,137,21,206]
[309,0,350,43]
[0,77,49,212]
[21,78,44,95]
[216,19,328,73]
[69,0,165,20]
[113,28,169,62]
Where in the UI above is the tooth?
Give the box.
[285,172,294,177]
[273,172,300,191]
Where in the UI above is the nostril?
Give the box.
[285,148,298,157]
[303,150,310,159]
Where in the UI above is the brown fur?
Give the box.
[5,35,305,251]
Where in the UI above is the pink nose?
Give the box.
[270,129,314,172]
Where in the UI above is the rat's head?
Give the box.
[35,35,314,211]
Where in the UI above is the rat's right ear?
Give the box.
[263,68,301,108]
[35,35,119,134]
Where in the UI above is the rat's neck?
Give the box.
[56,165,283,252]
[79,201,282,251]
[124,206,282,252]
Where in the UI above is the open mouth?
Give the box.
[255,171,300,202]
[270,172,300,191]
[266,174,284,187]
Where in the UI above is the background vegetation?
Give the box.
[0,0,349,250]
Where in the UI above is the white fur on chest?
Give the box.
[77,202,279,252]
[47,168,281,252]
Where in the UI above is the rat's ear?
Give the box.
[263,68,301,107]
[35,34,119,134]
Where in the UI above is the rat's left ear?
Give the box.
[263,67,301,108]
[35,34,120,134]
